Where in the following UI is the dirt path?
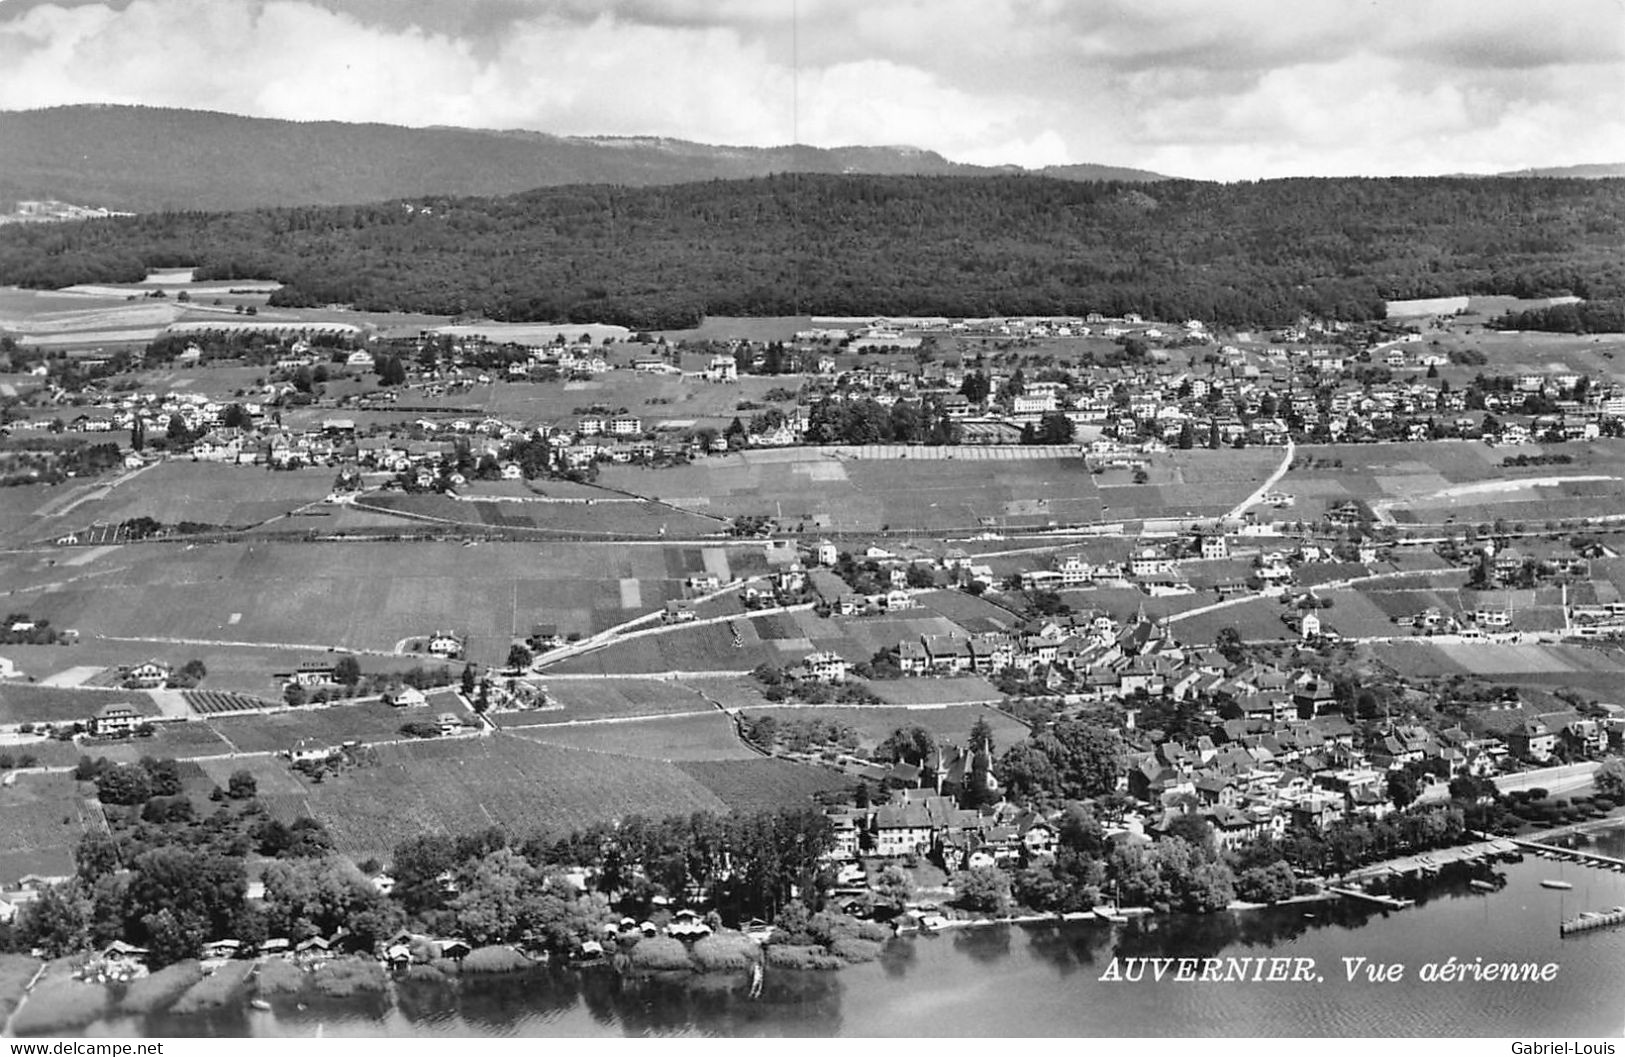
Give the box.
[1224,438,1295,522]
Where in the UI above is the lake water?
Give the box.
[73,826,1625,1038]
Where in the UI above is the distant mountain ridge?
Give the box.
[0,105,1167,213]
[1496,163,1625,179]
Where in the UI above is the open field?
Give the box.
[296,735,731,859]
[863,675,1003,705]
[544,615,804,675]
[0,772,104,885]
[738,703,1029,751]
[1276,440,1625,523]
[512,679,720,722]
[355,492,723,538]
[911,590,1022,632]
[674,758,853,811]
[7,462,337,546]
[205,698,476,754]
[599,451,1115,532]
[2,540,762,670]
[355,369,799,424]
[0,685,160,727]
[1372,641,1625,678]
[504,712,756,761]
[74,721,234,764]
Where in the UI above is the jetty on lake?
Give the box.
[1509,837,1625,873]
[1559,906,1625,937]
[1323,885,1414,910]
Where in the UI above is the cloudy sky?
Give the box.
[0,0,1621,179]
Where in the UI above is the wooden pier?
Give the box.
[1509,837,1625,871]
[1324,885,1414,910]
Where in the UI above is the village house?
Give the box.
[91,702,143,737]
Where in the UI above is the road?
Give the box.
[1223,437,1295,522]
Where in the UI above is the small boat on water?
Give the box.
[1093,907,1129,924]
[1541,880,1574,890]
[250,998,272,1012]
[1470,879,1498,892]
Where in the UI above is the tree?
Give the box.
[1387,769,1420,809]
[1038,720,1125,800]
[969,715,996,756]
[332,656,362,687]
[227,769,258,800]
[461,664,477,695]
[507,644,534,671]
[873,865,913,913]
[1593,757,1625,800]
[165,413,190,443]
[124,847,248,966]
[950,866,1013,913]
[130,415,145,453]
[14,882,92,957]
[94,763,152,805]
[904,564,935,589]
[1036,411,1075,444]
[875,726,935,765]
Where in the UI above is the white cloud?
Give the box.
[0,0,1621,177]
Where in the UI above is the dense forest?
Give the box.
[1,174,1622,329]
[1491,299,1625,334]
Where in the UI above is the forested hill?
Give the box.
[1,174,1621,329]
[0,105,1164,213]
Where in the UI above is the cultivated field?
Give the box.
[75,721,233,764]
[355,492,722,538]
[673,758,854,812]
[3,540,767,670]
[15,462,337,545]
[0,685,160,726]
[599,451,1113,533]
[205,698,475,754]
[296,735,732,859]
[1373,641,1625,679]
[504,712,756,761]
[0,772,104,885]
[1276,440,1625,524]
[510,679,720,722]
[738,703,1029,751]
